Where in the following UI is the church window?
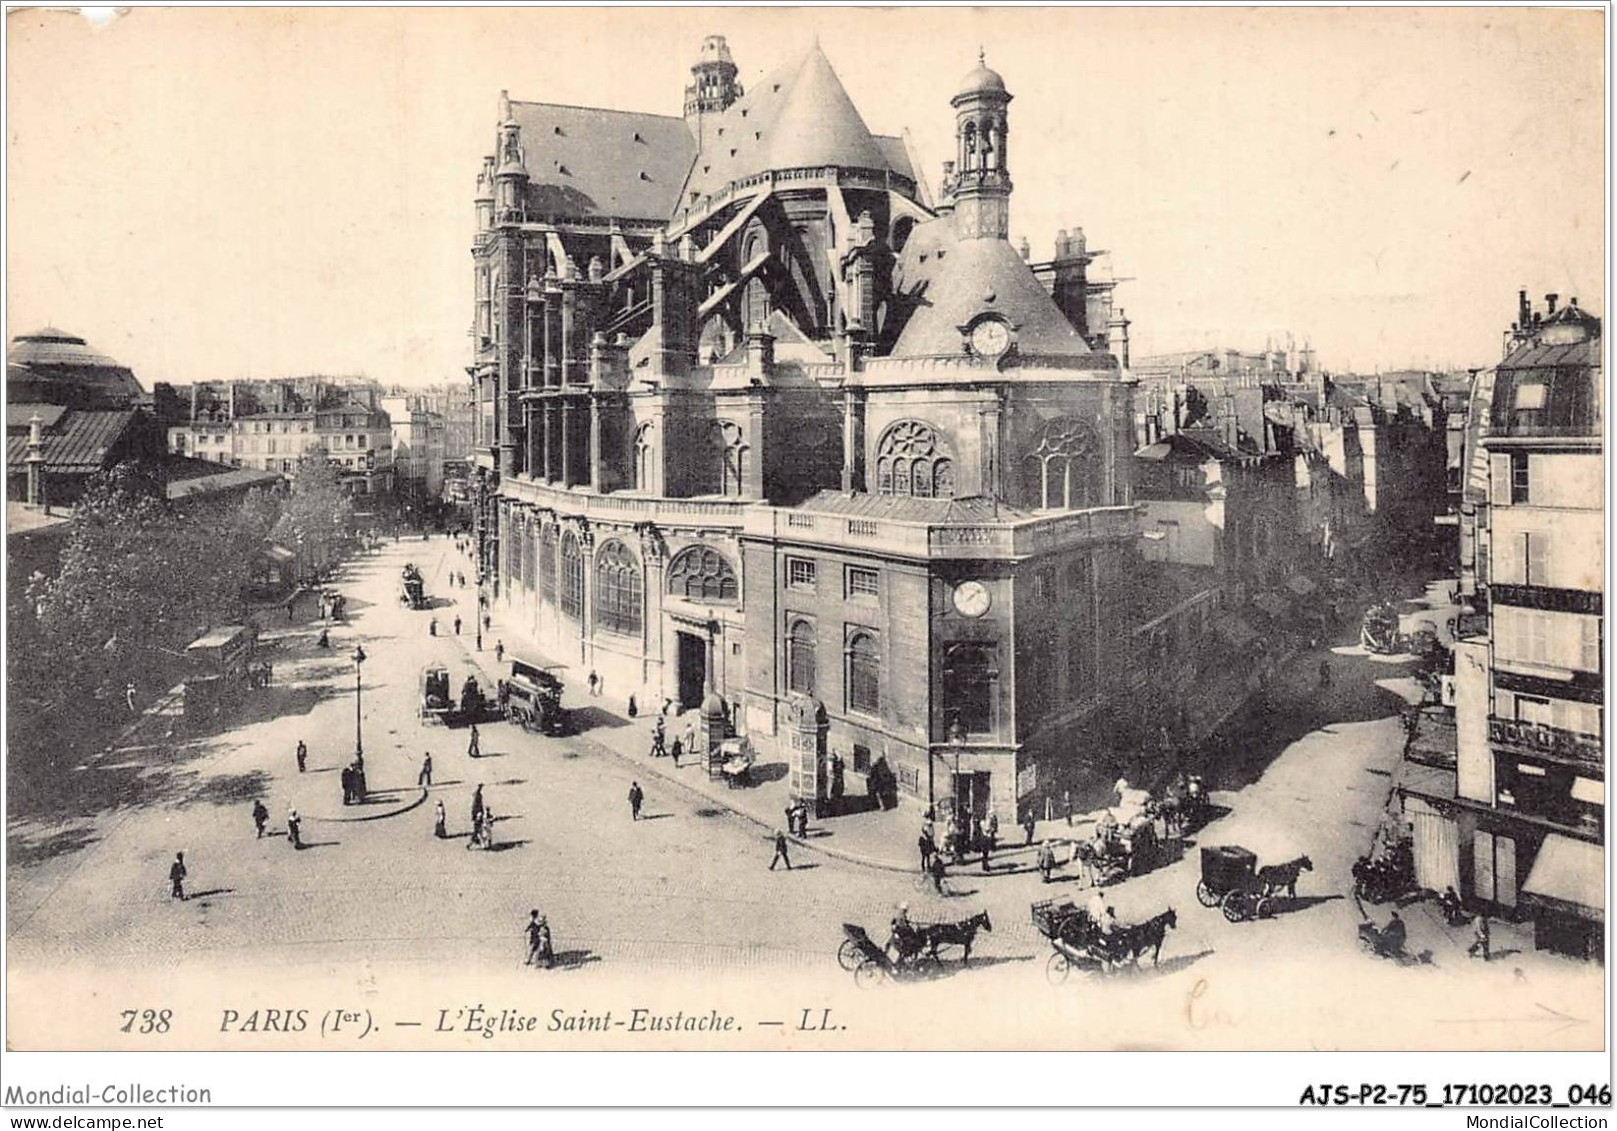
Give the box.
[667,546,739,603]
[539,525,557,602]
[787,619,817,696]
[632,422,656,491]
[1023,417,1102,510]
[846,631,881,716]
[594,540,643,636]
[875,420,955,499]
[943,643,996,736]
[709,419,747,497]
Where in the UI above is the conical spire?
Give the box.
[763,43,886,170]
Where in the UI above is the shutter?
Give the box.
[1496,836,1518,908]
[1491,454,1513,506]
[1473,830,1496,902]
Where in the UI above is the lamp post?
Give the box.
[352,645,367,764]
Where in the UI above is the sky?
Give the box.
[5,6,1605,387]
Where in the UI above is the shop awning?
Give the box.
[1285,575,1318,597]
[1520,834,1604,921]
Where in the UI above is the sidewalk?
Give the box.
[436,555,1090,875]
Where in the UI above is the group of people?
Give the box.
[340,760,369,805]
[783,800,810,838]
[648,716,693,767]
[467,783,498,849]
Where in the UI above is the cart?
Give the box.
[420,663,452,723]
[835,923,940,987]
[1031,898,1123,983]
[506,657,569,736]
[718,738,756,789]
[1195,845,1274,922]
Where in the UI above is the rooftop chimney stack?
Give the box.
[1546,293,1559,315]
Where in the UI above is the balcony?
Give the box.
[747,504,1139,561]
[1489,583,1602,616]
[503,476,751,526]
[1488,716,1603,777]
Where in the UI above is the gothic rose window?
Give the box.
[875,419,955,499]
[667,546,738,603]
[1023,416,1102,510]
[594,540,642,636]
[560,531,584,619]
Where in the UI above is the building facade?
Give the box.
[470,40,1146,822]
[380,389,448,502]
[1400,292,1603,960]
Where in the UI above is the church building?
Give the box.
[469,38,1140,822]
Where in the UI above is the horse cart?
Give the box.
[400,563,427,610]
[420,664,452,724]
[836,923,940,987]
[1196,845,1275,922]
[1032,898,1117,983]
[506,657,569,736]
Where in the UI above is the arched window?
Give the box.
[1022,417,1102,511]
[875,420,955,499]
[667,546,739,603]
[521,517,535,591]
[594,540,642,636]
[846,631,880,716]
[539,525,557,603]
[560,532,583,619]
[943,644,996,736]
[962,121,978,171]
[787,619,817,696]
[709,419,747,497]
[632,423,656,492]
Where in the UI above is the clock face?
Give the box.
[952,580,991,618]
[971,318,1010,358]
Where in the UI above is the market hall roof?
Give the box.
[7,327,146,409]
[4,409,141,474]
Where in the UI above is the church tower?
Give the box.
[949,51,1013,240]
[684,34,742,119]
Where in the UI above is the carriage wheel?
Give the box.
[836,939,863,971]
[1045,951,1072,986]
[1256,897,1275,920]
[1195,880,1219,908]
[1222,891,1251,923]
[853,959,886,989]
[909,953,942,980]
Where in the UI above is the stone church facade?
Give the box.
[469,37,1139,822]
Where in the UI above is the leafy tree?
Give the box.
[273,454,357,579]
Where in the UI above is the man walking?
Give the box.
[670,736,683,768]
[340,765,354,806]
[419,752,433,788]
[434,799,447,839]
[1468,913,1491,962]
[650,717,666,758]
[252,800,269,839]
[1023,813,1038,847]
[628,781,645,821]
[1037,840,1057,884]
[769,828,792,871]
[296,739,308,773]
[471,784,485,830]
[495,639,505,663]
[468,725,481,759]
[918,825,935,873]
[287,808,302,849]
[169,852,187,901]
[453,615,462,636]
[526,910,554,968]
[588,670,600,697]
[927,851,948,895]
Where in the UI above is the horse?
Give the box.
[1257,854,1313,899]
[919,910,992,965]
[1117,909,1178,967]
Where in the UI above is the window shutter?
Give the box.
[1490,454,1512,506]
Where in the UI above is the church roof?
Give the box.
[889,218,1105,362]
[509,101,696,221]
[681,43,900,204]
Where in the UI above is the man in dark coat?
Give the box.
[471,784,485,828]
[287,808,302,849]
[918,827,936,873]
[419,752,433,787]
[296,740,308,773]
[526,910,554,969]
[628,781,645,821]
[169,852,187,900]
[769,829,792,871]
[252,800,269,838]
[340,765,354,805]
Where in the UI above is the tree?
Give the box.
[273,454,358,580]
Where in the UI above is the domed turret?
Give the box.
[957,50,1006,97]
[948,51,1014,240]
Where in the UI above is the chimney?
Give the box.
[1569,297,1579,309]
[1518,287,1531,330]
[1546,293,1559,315]
[26,413,45,508]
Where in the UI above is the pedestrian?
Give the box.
[419,752,433,788]
[483,612,491,634]
[628,781,644,820]
[1037,840,1056,884]
[495,639,505,663]
[830,752,846,808]
[293,739,307,773]
[684,721,696,761]
[795,802,810,837]
[481,806,497,850]
[627,695,638,719]
[1023,813,1037,847]
[454,615,462,635]
[525,910,553,969]
[352,760,367,799]
[1468,913,1491,962]
[252,800,269,839]
[670,736,683,768]
[661,697,672,717]
[466,811,483,850]
[587,670,599,697]
[429,617,438,637]
[651,717,666,758]
[784,805,796,838]
[126,681,138,714]
[928,851,947,895]
[986,811,1000,846]
[769,828,792,871]
[471,784,485,828]
[287,808,302,849]
[340,765,354,805]
[169,852,187,900]
[1064,790,1073,827]
[918,826,936,873]
[434,799,447,839]
[468,725,481,759]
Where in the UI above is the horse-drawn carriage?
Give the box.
[1360,601,1402,654]
[420,664,452,724]
[836,911,993,987]
[400,563,426,610]
[1195,845,1313,922]
[506,657,569,736]
[419,664,499,727]
[1032,898,1177,983]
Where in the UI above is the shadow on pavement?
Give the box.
[6,826,101,868]
[1128,948,1214,977]
[568,707,630,732]
[547,949,601,970]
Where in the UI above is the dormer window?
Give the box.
[632,131,644,143]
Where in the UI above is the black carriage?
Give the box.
[419,663,452,724]
[836,923,940,987]
[1195,845,1275,922]
[400,563,427,610]
[1032,898,1121,983]
[506,657,569,736]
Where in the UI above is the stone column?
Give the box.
[589,397,603,492]
[543,405,557,482]
[744,394,766,500]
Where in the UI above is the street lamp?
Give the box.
[352,645,367,764]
